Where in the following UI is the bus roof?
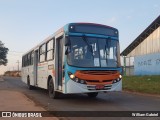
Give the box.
[68,22,117,29]
[23,22,117,56]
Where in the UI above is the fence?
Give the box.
[121,56,135,76]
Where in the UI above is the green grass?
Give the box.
[122,75,160,95]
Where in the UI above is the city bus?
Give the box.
[21,23,122,99]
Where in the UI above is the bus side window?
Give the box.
[46,39,54,61]
[31,51,34,65]
[39,44,46,62]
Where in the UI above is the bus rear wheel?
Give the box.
[87,92,98,98]
[48,78,59,99]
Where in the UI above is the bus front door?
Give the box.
[55,36,63,91]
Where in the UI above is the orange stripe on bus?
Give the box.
[75,70,120,81]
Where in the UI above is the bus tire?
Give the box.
[27,76,34,90]
[48,78,59,99]
[87,92,98,98]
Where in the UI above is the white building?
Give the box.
[121,16,160,75]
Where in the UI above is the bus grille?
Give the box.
[80,70,117,75]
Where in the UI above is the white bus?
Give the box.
[21,23,122,99]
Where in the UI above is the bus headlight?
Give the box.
[113,75,122,84]
[68,72,86,84]
[119,75,122,79]
[113,79,117,83]
[68,72,75,79]
[70,74,75,79]
[80,80,85,84]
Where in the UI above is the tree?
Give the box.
[0,41,9,66]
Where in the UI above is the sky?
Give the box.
[0,0,160,74]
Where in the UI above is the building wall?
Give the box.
[127,26,160,57]
[134,52,160,75]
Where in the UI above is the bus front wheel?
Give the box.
[87,92,98,98]
[48,78,59,99]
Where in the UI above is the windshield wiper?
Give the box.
[82,35,94,57]
[105,45,108,66]
[105,38,111,66]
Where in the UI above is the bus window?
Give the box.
[31,51,34,65]
[39,44,46,62]
[46,39,54,60]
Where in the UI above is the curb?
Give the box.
[123,90,160,98]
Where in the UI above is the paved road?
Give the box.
[0,76,160,120]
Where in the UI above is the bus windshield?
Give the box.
[67,36,120,68]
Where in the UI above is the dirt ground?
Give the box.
[0,78,58,120]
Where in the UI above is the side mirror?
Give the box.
[65,47,69,55]
[65,36,71,46]
[65,47,71,55]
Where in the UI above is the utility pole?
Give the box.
[16,60,20,72]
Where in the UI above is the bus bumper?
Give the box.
[65,79,122,94]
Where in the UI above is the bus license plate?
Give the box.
[95,85,104,90]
